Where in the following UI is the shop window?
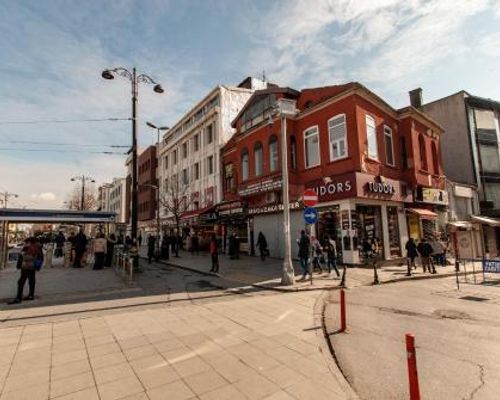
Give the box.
[254,142,263,176]
[431,141,439,174]
[356,205,383,260]
[366,115,378,160]
[290,135,297,169]
[269,135,279,172]
[304,126,320,168]
[241,148,249,181]
[419,134,428,171]
[384,126,395,166]
[387,206,401,257]
[328,114,347,161]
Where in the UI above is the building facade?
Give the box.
[158,77,267,243]
[138,146,158,236]
[108,177,127,224]
[97,184,112,212]
[421,90,500,257]
[221,83,446,263]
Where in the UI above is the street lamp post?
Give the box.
[146,122,169,260]
[275,99,299,286]
[70,175,95,211]
[101,67,164,244]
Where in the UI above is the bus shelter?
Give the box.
[0,208,116,268]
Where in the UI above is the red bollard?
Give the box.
[340,289,346,332]
[405,333,421,400]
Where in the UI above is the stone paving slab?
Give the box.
[0,289,352,400]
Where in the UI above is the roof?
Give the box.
[397,105,444,132]
[422,90,500,112]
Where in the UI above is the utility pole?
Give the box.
[0,191,18,269]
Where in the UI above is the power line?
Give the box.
[0,117,132,125]
[4,140,129,148]
[0,148,126,155]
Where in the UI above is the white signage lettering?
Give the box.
[314,180,352,197]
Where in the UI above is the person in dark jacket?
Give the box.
[191,232,199,255]
[54,231,65,258]
[209,234,219,273]
[324,236,340,277]
[73,229,87,268]
[147,235,156,264]
[405,238,418,275]
[417,238,436,274]
[106,233,117,267]
[256,232,268,261]
[8,238,41,304]
[297,230,310,280]
[161,235,170,260]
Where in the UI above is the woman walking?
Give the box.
[8,237,42,304]
[93,233,107,270]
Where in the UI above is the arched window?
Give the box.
[254,142,263,176]
[290,135,297,169]
[241,148,249,181]
[431,141,439,174]
[269,135,279,172]
[419,134,428,171]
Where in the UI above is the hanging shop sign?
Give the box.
[217,201,245,216]
[248,201,300,215]
[416,187,449,205]
[238,177,282,197]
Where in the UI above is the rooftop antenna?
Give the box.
[262,70,267,83]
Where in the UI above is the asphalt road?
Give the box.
[325,277,500,400]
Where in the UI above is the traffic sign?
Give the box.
[304,207,318,224]
[303,189,318,207]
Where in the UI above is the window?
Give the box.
[290,135,297,169]
[207,155,214,175]
[193,134,200,152]
[328,114,347,161]
[182,142,188,159]
[206,124,214,144]
[304,126,320,168]
[384,125,395,166]
[182,168,189,185]
[224,163,235,191]
[366,115,378,160]
[194,162,200,180]
[254,142,263,176]
[172,149,177,166]
[269,135,279,172]
[401,136,408,169]
[241,148,249,180]
[431,141,439,174]
[419,134,428,171]
[164,155,168,170]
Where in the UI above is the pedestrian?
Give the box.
[73,228,88,268]
[93,232,107,270]
[191,232,199,255]
[138,234,143,247]
[297,230,310,280]
[417,238,436,274]
[431,236,445,267]
[147,235,156,264]
[324,236,340,277]
[405,237,418,275]
[256,232,268,261]
[8,237,42,304]
[68,231,76,262]
[54,231,65,258]
[209,233,219,273]
[311,236,325,273]
[105,233,117,267]
[161,235,170,260]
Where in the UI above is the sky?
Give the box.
[0,0,499,209]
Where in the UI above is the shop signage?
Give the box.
[239,178,282,197]
[248,201,300,215]
[418,188,448,205]
[314,180,353,197]
[366,181,396,195]
[217,201,245,216]
[483,259,500,273]
[303,207,318,224]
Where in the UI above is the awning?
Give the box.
[406,208,438,220]
[447,221,473,229]
[471,215,500,227]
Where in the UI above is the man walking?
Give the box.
[8,237,42,304]
[298,230,310,280]
[405,237,418,276]
[417,238,436,274]
[209,234,219,273]
[324,236,340,277]
[256,232,268,261]
[73,228,87,268]
[147,234,156,264]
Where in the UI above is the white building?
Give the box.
[97,184,112,212]
[108,178,127,224]
[158,77,267,233]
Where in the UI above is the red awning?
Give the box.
[406,208,438,220]
[180,206,215,220]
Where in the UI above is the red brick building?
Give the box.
[221,83,446,263]
[137,146,158,236]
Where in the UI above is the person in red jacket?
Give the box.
[209,233,219,273]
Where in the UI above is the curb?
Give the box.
[381,270,482,285]
[313,290,360,400]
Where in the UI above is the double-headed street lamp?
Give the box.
[101,67,164,243]
[70,175,95,211]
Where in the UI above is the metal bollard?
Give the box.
[340,289,346,332]
[405,333,421,400]
[339,265,347,287]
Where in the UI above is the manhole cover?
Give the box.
[433,309,471,319]
[460,296,489,302]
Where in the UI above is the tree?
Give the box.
[64,184,98,211]
[159,176,190,257]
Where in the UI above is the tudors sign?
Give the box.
[366,181,396,195]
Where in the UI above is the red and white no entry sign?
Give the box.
[303,189,318,207]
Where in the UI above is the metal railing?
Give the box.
[113,245,134,284]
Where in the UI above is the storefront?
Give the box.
[307,172,412,264]
[216,200,248,254]
[471,215,500,258]
[408,186,448,240]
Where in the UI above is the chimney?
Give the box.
[409,88,423,108]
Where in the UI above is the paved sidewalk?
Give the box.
[144,250,472,291]
[0,285,354,400]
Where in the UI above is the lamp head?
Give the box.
[101,70,114,80]
[159,126,170,131]
[153,84,164,94]
[146,122,157,129]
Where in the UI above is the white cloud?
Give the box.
[31,192,57,201]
